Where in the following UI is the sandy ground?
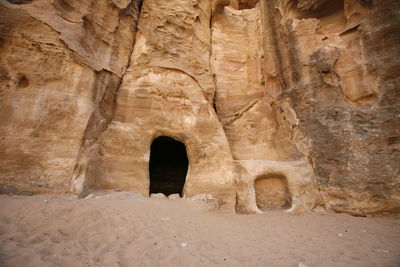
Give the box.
[0,192,399,267]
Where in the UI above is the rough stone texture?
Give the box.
[255,176,289,210]
[235,160,319,214]
[210,2,320,213]
[212,5,266,160]
[0,0,399,215]
[230,0,259,10]
[79,0,237,209]
[150,193,166,199]
[0,0,142,193]
[128,0,215,102]
[296,0,330,11]
[259,0,400,214]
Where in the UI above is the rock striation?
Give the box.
[0,0,142,193]
[258,0,400,214]
[0,0,399,215]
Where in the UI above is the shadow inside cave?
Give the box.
[149,136,188,197]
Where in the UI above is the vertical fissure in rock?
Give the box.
[209,0,216,111]
[71,0,144,196]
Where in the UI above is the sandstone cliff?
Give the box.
[258,0,400,214]
[0,0,399,215]
[0,0,142,193]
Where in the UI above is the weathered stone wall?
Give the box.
[0,0,398,215]
[0,0,142,193]
[74,0,237,208]
[259,0,400,214]
[211,1,320,213]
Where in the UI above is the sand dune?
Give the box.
[0,192,399,267]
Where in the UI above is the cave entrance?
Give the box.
[149,136,188,197]
[255,174,292,211]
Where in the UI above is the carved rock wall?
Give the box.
[0,0,399,215]
[85,0,237,208]
[211,2,320,213]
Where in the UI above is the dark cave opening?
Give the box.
[149,136,188,197]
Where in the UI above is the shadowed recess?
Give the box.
[149,136,188,197]
[6,0,33,4]
[255,174,292,210]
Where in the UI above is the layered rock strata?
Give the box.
[73,0,237,208]
[259,0,400,214]
[0,0,399,215]
[0,0,142,193]
[211,2,320,213]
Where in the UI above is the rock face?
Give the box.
[0,0,399,215]
[259,0,400,214]
[0,0,142,193]
[211,1,320,213]
[74,0,237,208]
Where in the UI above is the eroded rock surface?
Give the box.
[89,0,236,208]
[0,0,142,193]
[259,0,400,214]
[0,0,399,215]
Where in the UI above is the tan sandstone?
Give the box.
[0,0,399,215]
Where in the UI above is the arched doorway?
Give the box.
[149,136,189,197]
